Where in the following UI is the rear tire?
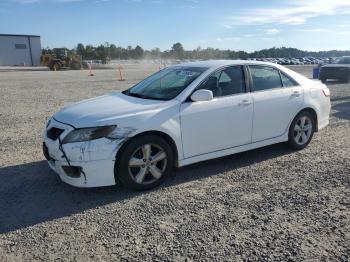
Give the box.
[287,111,315,150]
[115,135,173,191]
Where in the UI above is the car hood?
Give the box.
[53,92,169,128]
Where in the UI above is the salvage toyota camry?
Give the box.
[43,60,331,190]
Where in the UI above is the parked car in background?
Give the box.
[246,57,334,66]
[43,60,331,190]
[319,56,350,83]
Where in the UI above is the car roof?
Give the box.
[176,59,278,69]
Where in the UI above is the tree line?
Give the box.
[42,42,350,60]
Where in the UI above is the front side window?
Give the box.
[249,66,282,91]
[197,66,246,97]
[124,66,207,100]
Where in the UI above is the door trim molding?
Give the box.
[178,132,288,167]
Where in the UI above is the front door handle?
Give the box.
[291,91,300,97]
[239,100,252,106]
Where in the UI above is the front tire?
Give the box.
[115,135,173,190]
[287,111,315,150]
[50,62,61,71]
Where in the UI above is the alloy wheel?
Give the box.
[128,143,167,185]
[293,116,313,145]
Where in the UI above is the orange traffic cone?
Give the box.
[88,63,94,76]
[118,65,125,81]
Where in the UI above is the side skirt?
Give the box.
[178,134,288,167]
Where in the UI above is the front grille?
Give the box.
[47,127,64,140]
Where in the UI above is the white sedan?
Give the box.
[43,60,331,190]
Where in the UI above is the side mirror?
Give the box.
[190,89,214,102]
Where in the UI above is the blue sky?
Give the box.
[1,0,350,51]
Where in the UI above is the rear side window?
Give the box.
[280,72,298,87]
[249,66,282,91]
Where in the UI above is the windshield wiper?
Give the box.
[127,92,167,101]
[127,92,145,98]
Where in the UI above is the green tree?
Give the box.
[133,45,144,59]
[84,45,96,60]
[109,44,118,59]
[57,43,350,61]
[96,44,107,60]
[171,42,185,59]
[151,47,161,58]
[76,43,85,57]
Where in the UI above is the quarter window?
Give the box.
[198,66,246,97]
[280,73,298,87]
[249,66,282,91]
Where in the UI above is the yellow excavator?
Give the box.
[41,48,82,71]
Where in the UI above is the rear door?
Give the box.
[248,65,303,142]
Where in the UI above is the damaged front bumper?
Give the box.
[45,157,116,188]
[43,118,128,188]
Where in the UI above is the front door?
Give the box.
[180,65,254,158]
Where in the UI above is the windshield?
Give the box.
[123,66,208,100]
[334,57,350,64]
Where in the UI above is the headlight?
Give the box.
[62,125,117,144]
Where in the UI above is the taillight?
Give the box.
[322,88,330,97]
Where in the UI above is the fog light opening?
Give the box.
[62,166,83,178]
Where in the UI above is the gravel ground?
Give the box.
[0,64,349,261]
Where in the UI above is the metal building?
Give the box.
[0,34,41,66]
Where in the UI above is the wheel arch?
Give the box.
[294,107,319,131]
[116,130,180,168]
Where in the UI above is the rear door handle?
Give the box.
[239,99,252,106]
